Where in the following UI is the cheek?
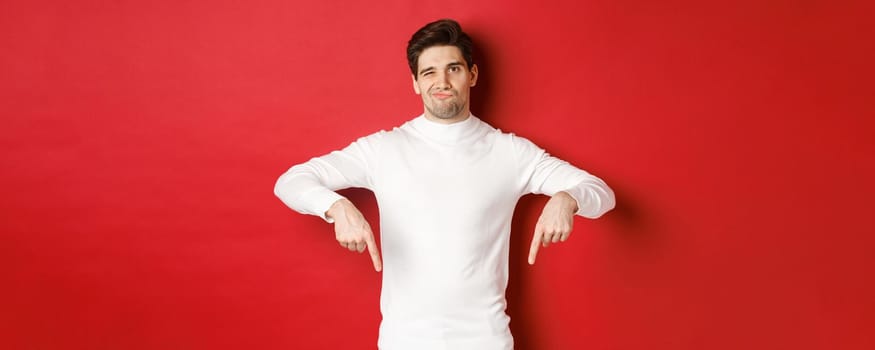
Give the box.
[456,76,472,88]
[455,80,470,93]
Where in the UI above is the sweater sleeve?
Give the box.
[515,135,615,219]
[274,132,383,222]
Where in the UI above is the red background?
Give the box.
[2,0,873,349]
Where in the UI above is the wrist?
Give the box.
[326,198,350,221]
[557,191,579,214]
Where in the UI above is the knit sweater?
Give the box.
[274,115,615,350]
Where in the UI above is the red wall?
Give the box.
[2,0,873,349]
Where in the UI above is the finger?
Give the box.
[541,231,552,247]
[365,233,382,272]
[357,241,366,253]
[560,231,570,242]
[528,228,542,265]
[551,232,561,243]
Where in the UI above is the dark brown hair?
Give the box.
[407,19,475,79]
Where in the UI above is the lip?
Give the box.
[432,92,454,100]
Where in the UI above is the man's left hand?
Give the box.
[528,191,578,265]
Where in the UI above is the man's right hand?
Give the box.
[325,198,382,272]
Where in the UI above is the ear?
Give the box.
[470,64,479,87]
[412,74,421,95]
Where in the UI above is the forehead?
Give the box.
[417,45,467,68]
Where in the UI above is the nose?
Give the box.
[435,71,451,89]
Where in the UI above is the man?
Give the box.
[274,19,615,350]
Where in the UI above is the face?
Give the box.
[412,45,478,124]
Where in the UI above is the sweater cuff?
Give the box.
[300,188,345,223]
[561,186,588,217]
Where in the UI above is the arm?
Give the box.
[515,136,616,264]
[522,148,615,219]
[274,133,384,271]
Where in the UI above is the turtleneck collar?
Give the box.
[409,114,484,145]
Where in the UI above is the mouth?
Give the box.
[431,92,454,100]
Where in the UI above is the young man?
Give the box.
[274,19,615,350]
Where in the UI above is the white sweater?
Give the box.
[274,115,615,350]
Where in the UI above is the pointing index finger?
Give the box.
[528,227,542,265]
[365,234,382,272]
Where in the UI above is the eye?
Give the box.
[449,66,460,72]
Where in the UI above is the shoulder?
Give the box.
[483,123,544,154]
[475,119,547,165]
[350,117,415,146]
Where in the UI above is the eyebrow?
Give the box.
[418,61,465,76]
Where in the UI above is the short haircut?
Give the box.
[406,19,475,79]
